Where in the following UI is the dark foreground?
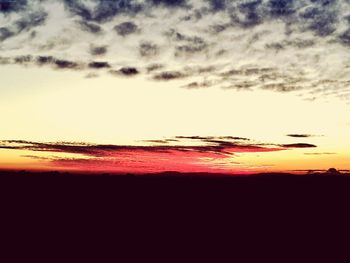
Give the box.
[1,170,350,258]
[2,169,350,206]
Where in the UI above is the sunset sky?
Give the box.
[1,0,350,174]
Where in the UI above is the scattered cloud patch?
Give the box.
[88,61,111,69]
[114,21,138,36]
[109,67,139,76]
[90,45,107,56]
[287,134,315,138]
[153,71,187,81]
[281,143,317,148]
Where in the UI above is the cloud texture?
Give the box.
[0,135,317,173]
[1,0,350,101]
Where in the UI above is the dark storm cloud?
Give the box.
[114,21,138,36]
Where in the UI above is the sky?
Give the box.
[0,0,350,174]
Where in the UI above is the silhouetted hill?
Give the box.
[2,168,350,256]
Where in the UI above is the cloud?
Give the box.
[0,10,47,42]
[182,80,214,89]
[339,29,350,46]
[175,135,250,141]
[36,56,54,65]
[139,42,158,57]
[90,45,107,56]
[281,143,317,148]
[153,71,188,81]
[14,55,32,64]
[119,67,139,75]
[146,63,164,72]
[77,20,103,34]
[64,0,143,23]
[147,0,188,8]
[286,134,315,138]
[88,61,111,69]
[109,67,139,76]
[0,136,281,158]
[55,59,80,69]
[15,11,47,32]
[0,0,27,13]
[0,0,350,101]
[0,27,14,41]
[114,21,138,36]
[1,136,319,172]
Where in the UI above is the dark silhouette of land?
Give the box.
[1,168,350,201]
[2,168,350,253]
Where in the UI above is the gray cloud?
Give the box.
[139,42,158,57]
[88,61,111,69]
[153,71,188,80]
[78,20,103,34]
[0,0,27,13]
[14,55,32,64]
[114,21,138,36]
[0,27,14,41]
[0,0,350,100]
[55,59,80,69]
[340,28,350,46]
[109,67,139,77]
[90,46,108,56]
